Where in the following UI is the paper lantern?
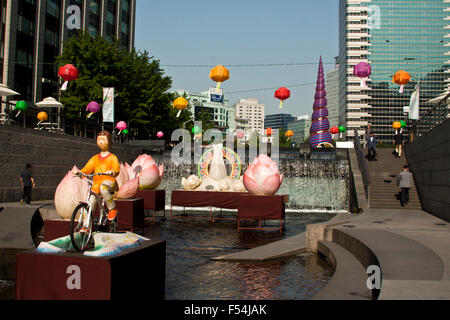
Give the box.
[275,87,291,109]
[392,121,401,130]
[58,64,79,90]
[209,65,229,91]
[156,131,164,138]
[237,130,244,139]
[122,129,129,135]
[285,130,294,141]
[37,111,48,124]
[14,101,27,117]
[86,101,100,119]
[173,97,188,118]
[353,62,371,88]
[265,128,273,137]
[400,120,406,128]
[116,121,127,135]
[330,126,339,135]
[393,70,411,93]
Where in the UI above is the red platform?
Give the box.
[134,190,166,223]
[170,190,248,220]
[44,199,145,241]
[237,194,286,233]
[15,240,166,300]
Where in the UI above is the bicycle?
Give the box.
[70,172,118,252]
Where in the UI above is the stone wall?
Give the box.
[0,125,141,203]
[405,119,450,222]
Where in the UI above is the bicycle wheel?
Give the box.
[70,203,94,252]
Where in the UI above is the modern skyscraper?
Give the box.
[338,0,449,142]
[264,113,295,131]
[0,0,136,104]
[326,67,340,128]
[234,98,265,134]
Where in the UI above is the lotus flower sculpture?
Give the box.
[243,154,283,196]
[54,166,89,219]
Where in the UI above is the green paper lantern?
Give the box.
[122,129,129,135]
[192,126,201,135]
[399,120,406,128]
[15,101,28,111]
[338,126,346,133]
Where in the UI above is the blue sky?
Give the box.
[135,0,339,117]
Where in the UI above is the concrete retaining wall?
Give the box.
[0,125,141,202]
[405,119,450,222]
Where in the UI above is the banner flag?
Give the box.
[409,84,419,120]
[102,88,114,123]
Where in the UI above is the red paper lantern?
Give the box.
[266,128,273,137]
[275,87,291,109]
[58,64,79,90]
[330,126,339,135]
[58,64,79,81]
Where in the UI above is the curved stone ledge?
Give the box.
[313,240,372,300]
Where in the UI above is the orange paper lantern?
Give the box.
[393,70,411,93]
[392,121,402,130]
[265,128,273,137]
[37,111,48,123]
[173,97,188,117]
[209,65,229,90]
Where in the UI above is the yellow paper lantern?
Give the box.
[392,121,401,130]
[173,97,188,117]
[209,65,229,91]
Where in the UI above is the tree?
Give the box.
[56,31,189,139]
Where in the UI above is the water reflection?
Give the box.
[145,212,335,300]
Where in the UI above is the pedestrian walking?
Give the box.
[397,165,413,207]
[393,128,404,158]
[366,132,377,161]
[20,164,35,206]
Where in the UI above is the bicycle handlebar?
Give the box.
[74,172,114,179]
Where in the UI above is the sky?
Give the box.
[135,0,339,118]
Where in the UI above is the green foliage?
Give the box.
[56,31,189,139]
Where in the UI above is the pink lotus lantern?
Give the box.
[86,101,100,119]
[353,62,371,88]
[131,154,164,190]
[54,166,89,219]
[116,121,127,135]
[243,154,283,196]
[156,131,164,139]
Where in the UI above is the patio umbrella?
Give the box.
[35,97,64,129]
[0,83,20,97]
[0,84,20,123]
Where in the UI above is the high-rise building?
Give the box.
[0,0,136,104]
[287,115,311,144]
[264,113,295,131]
[234,98,265,134]
[338,0,449,142]
[326,67,340,128]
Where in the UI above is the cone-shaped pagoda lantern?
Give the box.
[310,56,333,148]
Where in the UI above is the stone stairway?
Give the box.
[367,148,422,210]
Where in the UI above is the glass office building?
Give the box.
[264,113,296,131]
[0,0,136,103]
[339,0,449,142]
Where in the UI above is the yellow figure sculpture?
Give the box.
[72,130,120,225]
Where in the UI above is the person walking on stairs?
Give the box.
[397,165,413,207]
[393,129,404,158]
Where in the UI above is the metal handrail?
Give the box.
[409,92,450,143]
[353,130,370,199]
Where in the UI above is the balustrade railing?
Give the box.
[353,130,370,200]
[409,92,450,143]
